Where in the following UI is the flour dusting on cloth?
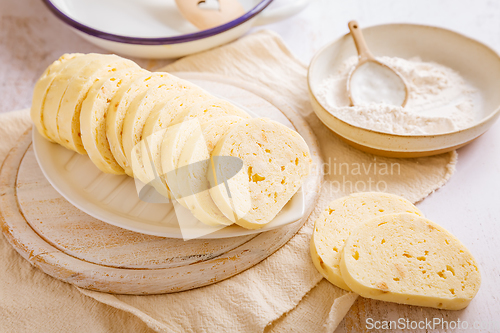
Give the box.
[316,56,478,135]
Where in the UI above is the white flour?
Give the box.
[316,56,477,135]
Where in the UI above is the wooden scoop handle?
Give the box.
[175,0,245,31]
[348,20,375,63]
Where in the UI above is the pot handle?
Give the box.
[252,0,312,26]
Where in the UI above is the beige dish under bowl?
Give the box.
[308,23,500,158]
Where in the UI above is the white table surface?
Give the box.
[1,0,499,332]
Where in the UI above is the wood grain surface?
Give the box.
[0,74,322,295]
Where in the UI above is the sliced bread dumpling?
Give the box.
[208,118,311,229]
[31,53,83,142]
[139,129,172,199]
[177,116,245,226]
[340,213,481,310]
[80,68,148,174]
[140,90,211,189]
[57,54,140,154]
[141,89,210,141]
[310,192,423,291]
[161,99,251,206]
[42,54,96,143]
[106,72,172,176]
[123,78,198,181]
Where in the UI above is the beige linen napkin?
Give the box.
[79,30,457,332]
[0,30,456,333]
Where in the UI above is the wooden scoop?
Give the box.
[347,21,408,107]
[175,0,245,31]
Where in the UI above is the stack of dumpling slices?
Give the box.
[31,53,312,230]
[310,192,481,310]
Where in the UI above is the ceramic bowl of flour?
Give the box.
[308,23,500,158]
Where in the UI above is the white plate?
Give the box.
[32,76,305,239]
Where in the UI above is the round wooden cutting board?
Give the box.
[0,73,322,295]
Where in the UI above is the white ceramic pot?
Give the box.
[43,0,311,58]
